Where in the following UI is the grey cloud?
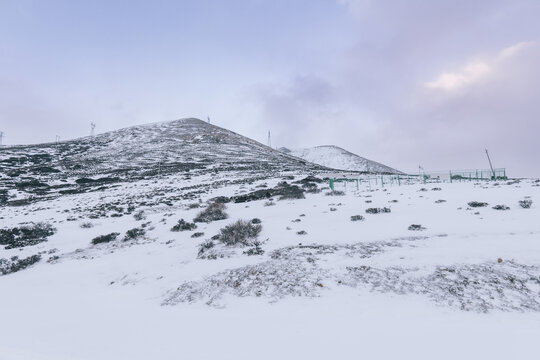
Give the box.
[248,1,540,176]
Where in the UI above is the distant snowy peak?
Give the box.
[286,145,401,174]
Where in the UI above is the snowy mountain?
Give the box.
[1,118,323,178]
[282,145,402,174]
[0,118,326,206]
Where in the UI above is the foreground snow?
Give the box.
[1,174,539,359]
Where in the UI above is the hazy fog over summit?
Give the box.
[1,0,539,176]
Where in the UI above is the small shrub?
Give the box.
[251,218,262,224]
[191,232,205,238]
[468,201,488,208]
[0,255,41,275]
[519,199,533,209]
[301,182,318,190]
[193,203,228,223]
[296,230,307,235]
[133,210,146,221]
[171,219,197,232]
[350,215,365,221]
[47,255,60,263]
[0,223,56,249]
[209,196,230,204]
[91,232,120,245]
[431,187,442,191]
[244,242,265,256]
[264,201,275,207]
[277,183,305,200]
[326,191,345,196]
[187,203,200,209]
[295,176,324,184]
[365,207,391,214]
[219,220,262,246]
[197,240,215,258]
[408,224,426,231]
[435,200,447,203]
[124,227,146,241]
[80,222,94,229]
[492,205,510,211]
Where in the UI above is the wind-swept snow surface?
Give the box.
[283,145,401,173]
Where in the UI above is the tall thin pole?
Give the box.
[485,149,495,179]
[267,130,271,148]
[0,131,4,146]
[91,122,96,137]
[207,116,210,124]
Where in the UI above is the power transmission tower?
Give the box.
[267,130,271,148]
[0,131,4,146]
[90,122,96,137]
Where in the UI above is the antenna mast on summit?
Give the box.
[485,149,496,179]
[267,130,271,148]
[207,116,210,124]
[90,122,96,137]
[0,131,4,146]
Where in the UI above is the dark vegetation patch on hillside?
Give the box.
[0,255,41,275]
[0,223,56,249]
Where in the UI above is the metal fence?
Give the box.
[328,168,507,191]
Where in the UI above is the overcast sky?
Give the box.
[1,0,539,176]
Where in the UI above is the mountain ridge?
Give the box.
[282,145,401,174]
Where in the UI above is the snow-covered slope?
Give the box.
[283,145,401,173]
[1,172,539,360]
[0,118,321,179]
[0,118,326,206]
